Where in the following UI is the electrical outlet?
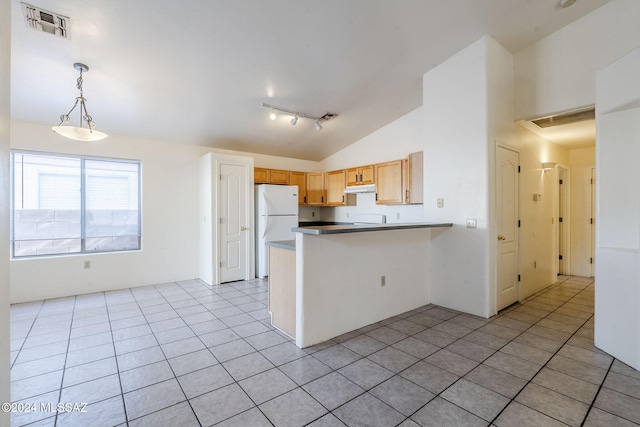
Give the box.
[84,260,91,269]
[312,211,315,217]
[437,198,444,208]
[466,219,477,229]
[381,275,386,287]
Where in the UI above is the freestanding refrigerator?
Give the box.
[255,184,299,278]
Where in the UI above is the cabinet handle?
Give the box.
[303,196,306,203]
[406,190,409,201]
[342,195,344,203]
[322,196,324,203]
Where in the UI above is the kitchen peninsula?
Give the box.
[267,222,453,348]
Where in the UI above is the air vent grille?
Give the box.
[531,107,595,129]
[320,112,338,121]
[21,2,70,39]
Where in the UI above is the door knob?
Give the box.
[497,234,506,241]
[240,226,247,231]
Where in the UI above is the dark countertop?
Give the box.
[298,221,351,227]
[292,222,453,235]
[265,240,296,250]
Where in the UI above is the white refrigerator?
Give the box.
[255,184,299,278]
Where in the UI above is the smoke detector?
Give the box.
[21,2,70,39]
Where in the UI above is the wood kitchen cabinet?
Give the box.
[289,171,307,205]
[253,167,289,185]
[346,165,374,186]
[375,160,404,204]
[269,169,290,185]
[404,151,423,204]
[254,167,270,184]
[306,172,325,206]
[326,170,356,206]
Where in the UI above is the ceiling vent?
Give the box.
[21,2,70,39]
[530,107,595,129]
[320,112,339,121]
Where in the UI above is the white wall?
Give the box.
[296,228,431,347]
[569,147,595,277]
[321,107,425,223]
[0,0,11,420]
[10,122,315,303]
[594,48,640,370]
[515,0,640,120]
[423,36,511,318]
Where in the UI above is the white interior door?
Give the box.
[591,167,596,277]
[558,166,569,275]
[220,163,248,283]
[497,146,519,311]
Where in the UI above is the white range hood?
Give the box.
[344,183,376,194]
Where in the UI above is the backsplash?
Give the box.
[299,192,424,223]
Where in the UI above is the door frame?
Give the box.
[494,144,520,314]
[556,165,571,276]
[213,154,254,284]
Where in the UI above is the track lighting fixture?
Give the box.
[52,63,107,141]
[262,102,337,132]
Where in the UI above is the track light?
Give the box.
[262,103,337,132]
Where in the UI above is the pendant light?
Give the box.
[52,63,107,141]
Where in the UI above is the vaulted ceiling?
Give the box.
[10,0,609,160]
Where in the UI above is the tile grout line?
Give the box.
[579,357,614,427]
[488,282,596,426]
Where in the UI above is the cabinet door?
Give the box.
[346,168,360,186]
[254,167,270,184]
[360,165,375,185]
[406,151,423,204]
[270,169,290,184]
[306,173,325,206]
[326,170,347,206]
[289,172,307,205]
[375,160,404,204]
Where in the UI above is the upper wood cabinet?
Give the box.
[289,171,307,206]
[346,165,374,186]
[306,172,325,206]
[404,151,423,204]
[254,167,289,185]
[254,167,270,184]
[326,170,356,206]
[375,160,404,204]
[269,169,290,185]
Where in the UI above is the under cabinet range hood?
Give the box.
[344,184,376,194]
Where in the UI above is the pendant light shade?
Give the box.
[52,63,108,141]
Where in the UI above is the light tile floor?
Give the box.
[8,275,640,426]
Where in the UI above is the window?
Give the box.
[11,151,141,258]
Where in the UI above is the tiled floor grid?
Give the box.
[9,275,640,426]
